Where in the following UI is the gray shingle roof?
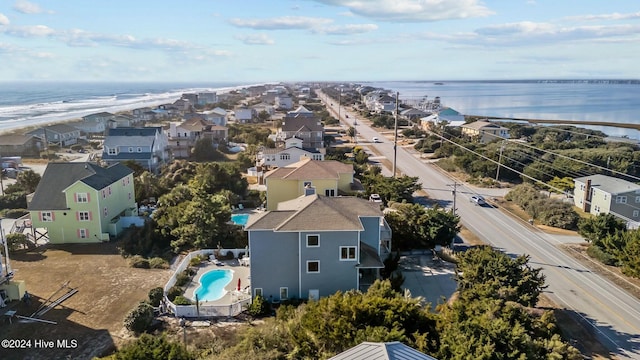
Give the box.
[329,341,438,360]
[265,159,352,181]
[245,195,382,232]
[281,117,323,132]
[107,127,161,136]
[28,162,133,211]
[575,174,640,195]
[103,136,155,147]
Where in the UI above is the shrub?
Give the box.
[0,208,28,218]
[6,233,28,252]
[175,272,191,287]
[247,295,270,317]
[124,302,154,334]
[148,287,164,307]
[149,257,169,269]
[111,334,194,360]
[173,296,192,305]
[225,250,235,260]
[167,286,183,302]
[189,256,203,267]
[129,255,150,269]
[586,245,617,266]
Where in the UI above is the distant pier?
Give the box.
[469,115,640,131]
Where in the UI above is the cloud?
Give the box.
[326,38,376,46]
[6,24,55,37]
[33,51,54,58]
[235,34,275,45]
[13,0,53,14]
[309,0,494,22]
[0,13,9,25]
[318,23,378,35]
[564,12,640,22]
[229,16,332,30]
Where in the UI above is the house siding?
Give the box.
[249,231,299,300]
[299,231,359,298]
[359,217,380,252]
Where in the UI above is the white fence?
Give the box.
[164,248,251,318]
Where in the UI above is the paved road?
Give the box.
[320,91,640,358]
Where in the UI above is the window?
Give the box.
[128,192,132,200]
[107,147,117,155]
[279,287,288,300]
[104,207,108,216]
[325,189,335,196]
[102,189,106,199]
[307,261,320,273]
[137,147,142,152]
[254,288,263,298]
[108,186,112,195]
[78,211,90,221]
[616,196,627,204]
[634,210,639,218]
[303,181,312,188]
[76,193,88,203]
[129,147,134,153]
[635,196,640,203]
[78,228,88,239]
[41,211,53,222]
[306,234,319,247]
[280,153,290,160]
[340,246,357,260]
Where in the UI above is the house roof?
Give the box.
[107,127,161,136]
[264,159,352,180]
[104,136,155,147]
[357,242,384,268]
[245,194,383,232]
[289,105,313,114]
[329,342,438,360]
[261,146,321,155]
[575,174,640,195]
[0,134,34,145]
[282,117,323,132]
[82,112,114,121]
[461,120,506,130]
[28,162,133,211]
[28,123,79,135]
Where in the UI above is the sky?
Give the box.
[0,0,639,82]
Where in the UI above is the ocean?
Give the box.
[0,81,251,134]
[367,80,640,140]
[1,80,639,139]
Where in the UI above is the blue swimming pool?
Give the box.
[231,213,250,226]
[193,269,233,302]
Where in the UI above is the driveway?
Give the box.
[400,253,457,310]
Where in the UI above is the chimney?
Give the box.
[583,179,592,212]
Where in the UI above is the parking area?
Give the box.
[399,253,458,310]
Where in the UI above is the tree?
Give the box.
[123,302,154,334]
[578,213,627,245]
[192,138,223,161]
[121,160,146,177]
[346,126,356,141]
[148,287,164,307]
[385,203,460,250]
[455,246,546,307]
[5,233,28,252]
[6,170,41,194]
[112,334,194,360]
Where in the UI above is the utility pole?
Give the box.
[447,182,459,217]
[393,91,399,178]
[338,90,342,123]
[495,141,506,181]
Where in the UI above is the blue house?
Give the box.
[245,194,392,301]
[102,127,169,173]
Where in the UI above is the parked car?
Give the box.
[369,193,382,203]
[470,195,486,206]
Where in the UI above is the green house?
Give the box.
[27,162,137,244]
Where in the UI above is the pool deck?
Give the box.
[183,258,251,306]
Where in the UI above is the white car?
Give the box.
[372,137,381,143]
[470,195,486,206]
[369,193,382,203]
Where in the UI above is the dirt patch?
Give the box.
[0,242,171,360]
[458,226,485,246]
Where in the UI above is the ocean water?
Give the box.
[0,81,250,134]
[367,80,640,139]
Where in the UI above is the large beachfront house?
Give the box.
[574,174,640,227]
[264,158,354,210]
[258,137,325,169]
[102,127,169,173]
[0,134,41,157]
[27,162,137,244]
[27,124,81,147]
[245,194,392,301]
[460,120,510,143]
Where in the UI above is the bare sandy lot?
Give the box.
[0,242,171,360]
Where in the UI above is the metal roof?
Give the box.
[329,342,438,360]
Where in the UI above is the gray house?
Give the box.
[102,127,169,173]
[330,342,438,360]
[245,194,392,301]
[574,174,640,227]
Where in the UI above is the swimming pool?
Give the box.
[193,269,233,302]
[231,213,250,226]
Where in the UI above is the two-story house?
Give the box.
[234,107,255,123]
[27,162,137,244]
[102,127,169,173]
[0,134,41,157]
[574,174,640,227]
[27,124,81,147]
[275,95,293,110]
[245,194,392,301]
[76,112,115,136]
[279,108,324,149]
[200,107,228,126]
[264,158,353,210]
[460,120,510,143]
[258,137,324,169]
